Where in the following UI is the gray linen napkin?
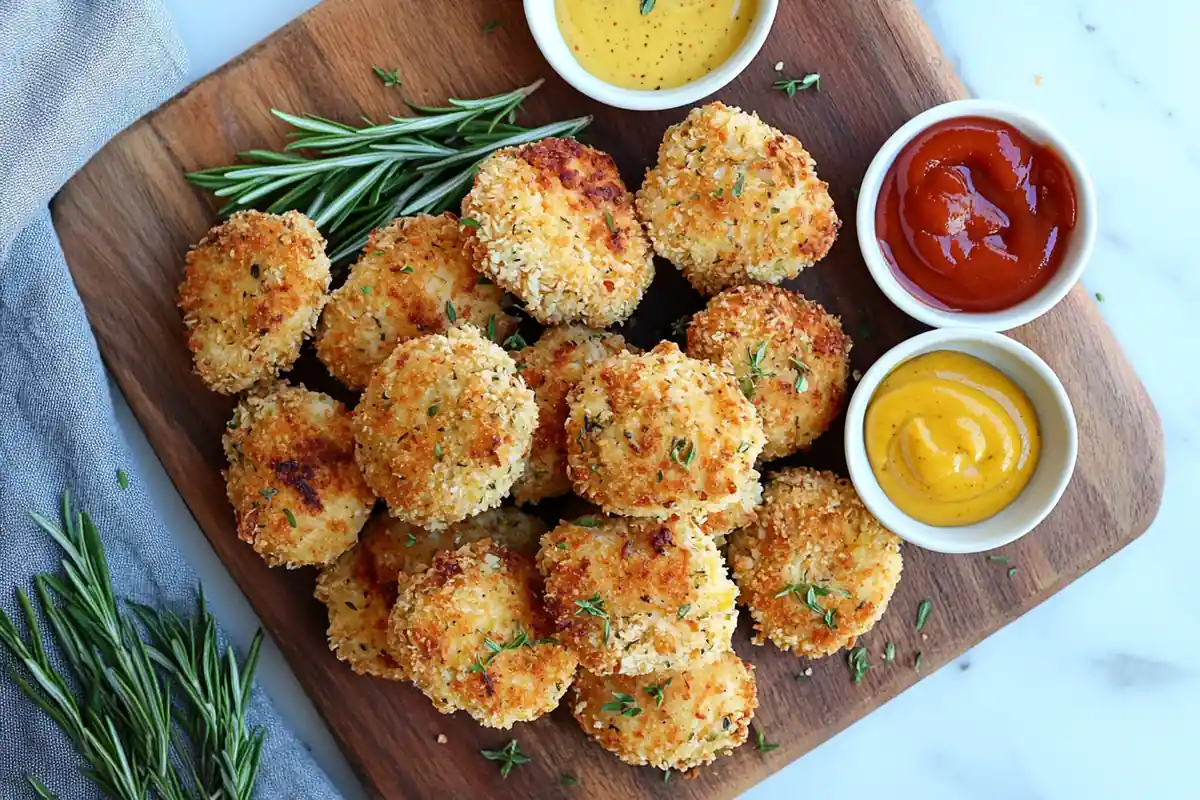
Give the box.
[0,1,338,797]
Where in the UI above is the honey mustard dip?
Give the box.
[864,350,1040,526]
[554,0,756,91]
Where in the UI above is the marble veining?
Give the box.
[118,0,1198,796]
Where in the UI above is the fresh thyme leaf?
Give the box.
[604,211,615,233]
[884,641,896,663]
[185,78,591,265]
[737,441,752,454]
[640,0,656,14]
[987,555,1009,563]
[482,19,501,33]
[361,285,373,295]
[460,218,481,229]
[601,691,642,717]
[754,727,780,752]
[575,516,600,528]
[434,443,443,459]
[400,265,414,274]
[663,770,671,783]
[848,644,870,684]
[645,677,672,708]
[1008,567,1018,577]
[915,599,933,632]
[445,300,457,323]
[283,508,297,528]
[732,171,746,197]
[373,65,401,87]
[773,73,821,97]
[486,314,497,341]
[406,532,417,547]
[428,404,439,416]
[669,437,696,468]
[503,332,528,351]
[574,594,610,644]
[669,315,691,339]
[775,579,844,628]
[116,468,129,489]
[259,487,278,500]
[677,603,691,619]
[560,774,579,786]
[480,739,530,779]
[557,541,568,550]
[789,356,810,392]
[1095,292,1105,302]
[914,651,924,671]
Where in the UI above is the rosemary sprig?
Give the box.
[186,77,592,264]
[0,493,265,800]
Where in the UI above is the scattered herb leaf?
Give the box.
[575,516,600,528]
[406,533,417,547]
[914,651,924,672]
[460,217,481,229]
[915,599,933,632]
[445,301,457,323]
[482,19,501,34]
[601,692,643,717]
[884,642,896,663]
[1008,567,1018,577]
[399,265,414,274]
[116,469,129,490]
[1095,292,1105,302]
[560,775,579,786]
[848,644,869,684]
[604,211,614,233]
[283,508,297,528]
[428,404,439,416]
[574,594,610,644]
[641,0,656,14]
[372,65,401,87]
[732,171,746,197]
[645,677,672,708]
[986,555,1010,563]
[754,727,780,752]
[480,739,530,779]
[486,314,497,341]
[503,332,528,351]
[677,604,691,620]
[773,73,821,97]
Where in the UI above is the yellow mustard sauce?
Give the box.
[554,0,756,90]
[864,350,1041,527]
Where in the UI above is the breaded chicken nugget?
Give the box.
[510,326,633,504]
[571,652,757,772]
[636,102,839,296]
[353,326,537,528]
[388,540,578,728]
[462,138,654,326]
[727,468,903,658]
[314,213,518,389]
[538,515,738,675]
[223,383,374,568]
[565,341,765,519]
[314,506,546,680]
[180,210,330,393]
[687,285,851,460]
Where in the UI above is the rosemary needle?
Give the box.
[187,77,592,265]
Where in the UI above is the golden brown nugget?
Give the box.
[688,284,851,459]
[179,210,330,393]
[538,515,738,675]
[314,213,517,389]
[314,506,545,680]
[565,341,765,519]
[571,652,757,771]
[510,326,633,504]
[353,326,537,528]
[727,468,903,658]
[223,383,374,568]
[636,102,839,295]
[388,540,578,728]
[462,138,654,326]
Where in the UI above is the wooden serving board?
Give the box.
[51,1,1164,797]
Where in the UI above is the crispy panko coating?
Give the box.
[315,213,517,389]
[223,383,374,568]
[353,326,537,528]
[388,540,577,728]
[314,506,545,679]
[571,652,757,771]
[462,138,654,326]
[687,284,851,459]
[538,515,738,675]
[636,102,839,295]
[565,341,765,519]
[727,468,903,658]
[180,210,330,393]
[510,326,633,504]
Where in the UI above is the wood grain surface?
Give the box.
[51,1,1164,797]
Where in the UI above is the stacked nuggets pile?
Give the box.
[176,102,903,775]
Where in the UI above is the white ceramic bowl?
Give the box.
[523,0,778,111]
[856,100,1097,331]
[844,328,1077,554]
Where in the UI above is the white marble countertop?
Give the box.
[131,1,1197,796]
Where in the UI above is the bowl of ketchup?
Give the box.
[857,100,1096,331]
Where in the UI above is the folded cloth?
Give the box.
[0,1,337,797]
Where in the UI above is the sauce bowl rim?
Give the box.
[855,99,1098,331]
[523,0,779,112]
[843,327,1078,554]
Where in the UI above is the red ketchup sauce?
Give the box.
[875,117,1078,312]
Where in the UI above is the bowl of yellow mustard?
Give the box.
[524,0,778,111]
[844,329,1077,554]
